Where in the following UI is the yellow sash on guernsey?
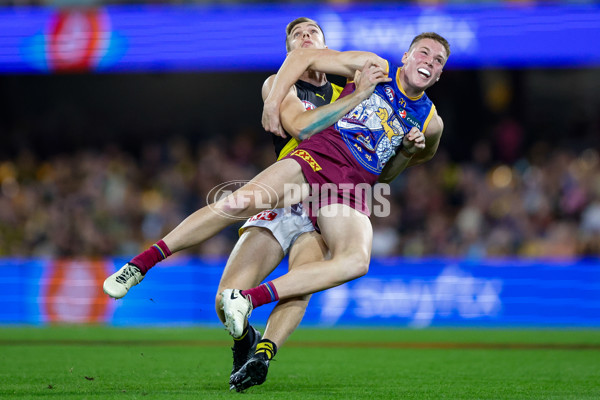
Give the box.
[276,83,344,161]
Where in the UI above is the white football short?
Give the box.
[239,203,315,254]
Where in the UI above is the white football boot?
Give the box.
[221,289,253,338]
[103,263,144,299]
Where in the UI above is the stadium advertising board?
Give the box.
[0,4,598,73]
[1,257,598,327]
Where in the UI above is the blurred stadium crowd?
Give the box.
[1,132,599,259]
[4,0,599,6]
[0,2,598,260]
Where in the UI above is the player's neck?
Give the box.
[398,70,424,99]
[301,69,327,87]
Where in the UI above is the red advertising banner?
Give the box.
[43,259,112,323]
[47,9,109,72]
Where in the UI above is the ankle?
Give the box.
[233,325,254,349]
[255,339,277,360]
[130,240,172,274]
[241,282,279,309]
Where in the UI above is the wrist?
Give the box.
[349,88,367,103]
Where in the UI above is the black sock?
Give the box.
[233,324,254,350]
[255,339,277,360]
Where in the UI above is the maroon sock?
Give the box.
[130,240,172,274]
[241,282,279,309]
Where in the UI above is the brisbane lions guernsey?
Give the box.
[273,79,343,160]
[335,62,436,175]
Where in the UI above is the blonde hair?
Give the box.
[409,32,451,59]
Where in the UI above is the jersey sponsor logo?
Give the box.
[290,149,322,172]
[398,108,421,130]
[405,113,422,130]
[384,86,395,102]
[248,210,278,222]
[302,100,316,110]
[315,93,326,101]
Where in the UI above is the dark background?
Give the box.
[2,68,599,163]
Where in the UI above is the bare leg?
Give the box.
[227,205,372,390]
[215,227,284,324]
[267,204,373,300]
[163,159,306,252]
[104,159,307,301]
[216,226,285,383]
[263,231,328,348]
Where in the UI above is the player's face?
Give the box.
[401,38,447,91]
[287,22,326,52]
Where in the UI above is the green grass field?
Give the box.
[1,326,598,399]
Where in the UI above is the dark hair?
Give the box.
[285,17,325,52]
[409,32,451,59]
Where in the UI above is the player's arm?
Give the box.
[263,49,387,137]
[378,113,443,183]
[378,152,412,184]
[262,74,353,140]
[410,112,443,166]
[263,62,390,140]
[261,74,298,139]
[284,48,388,79]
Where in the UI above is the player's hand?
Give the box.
[401,127,426,155]
[262,100,286,138]
[353,60,392,100]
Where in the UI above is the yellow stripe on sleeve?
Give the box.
[422,104,436,134]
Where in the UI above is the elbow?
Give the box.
[287,48,303,57]
[287,48,304,58]
[284,121,302,139]
[286,119,316,141]
[420,153,435,164]
[280,114,302,139]
[419,149,437,164]
[297,127,315,141]
[409,150,436,167]
[287,48,313,66]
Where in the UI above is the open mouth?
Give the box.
[417,68,431,78]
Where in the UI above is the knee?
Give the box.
[348,256,369,280]
[295,293,311,304]
[337,251,370,282]
[216,186,276,218]
[215,193,253,218]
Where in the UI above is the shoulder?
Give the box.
[263,74,276,87]
[262,74,279,94]
[262,74,297,100]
